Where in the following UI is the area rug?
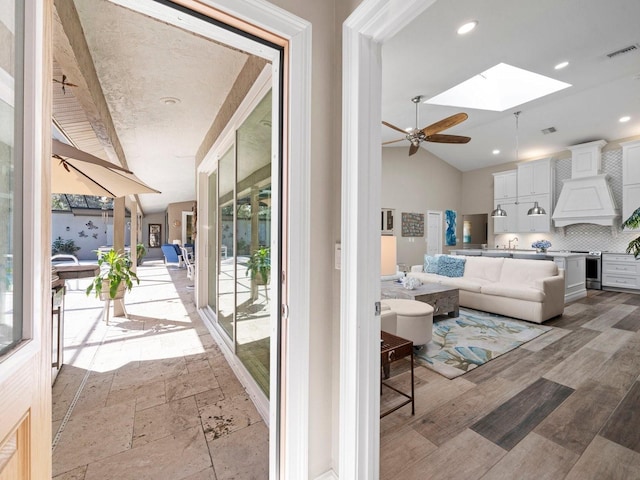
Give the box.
[415,309,551,379]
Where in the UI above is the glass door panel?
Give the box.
[217,147,235,342]
[235,91,272,396]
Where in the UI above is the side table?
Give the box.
[380,331,414,418]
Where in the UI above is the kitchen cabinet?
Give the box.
[517,158,552,196]
[622,139,640,229]
[553,254,587,303]
[602,253,640,291]
[492,201,517,233]
[517,194,552,232]
[493,170,517,200]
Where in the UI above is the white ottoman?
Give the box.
[382,298,434,346]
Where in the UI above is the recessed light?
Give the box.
[161,97,181,105]
[457,21,478,35]
[492,149,500,155]
[620,116,631,123]
[554,61,569,70]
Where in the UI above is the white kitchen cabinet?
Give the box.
[516,194,552,232]
[493,170,517,200]
[602,253,640,291]
[622,140,640,230]
[517,158,552,196]
[492,201,517,233]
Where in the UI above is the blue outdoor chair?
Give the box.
[161,244,182,265]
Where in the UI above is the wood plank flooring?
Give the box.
[380,289,640,480]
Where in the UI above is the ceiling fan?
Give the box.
[382,95,471,156]
[53,74,78,95]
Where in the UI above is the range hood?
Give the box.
[552,140,620,227]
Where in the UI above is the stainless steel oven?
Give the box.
[572,251,602,289]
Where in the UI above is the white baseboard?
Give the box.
[315,469,338,480]
[565,288,587,303]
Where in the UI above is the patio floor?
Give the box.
[51,260,268,480]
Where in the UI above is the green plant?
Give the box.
[136,243,147,266]
[52,236,80,255]
[86,249,139,299]
[246,247,270,284]
[623,207,640,257]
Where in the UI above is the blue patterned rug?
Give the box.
[415,309,551,379]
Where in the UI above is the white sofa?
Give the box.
[408,255,565,324]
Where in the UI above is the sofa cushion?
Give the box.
[463,256,505,282]
[438,255,466,277]
[499,258,558,287]
[481,283,545,302]
[424,255,440,273]
[408,272,442,284]
[438,276,484,293]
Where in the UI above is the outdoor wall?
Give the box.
[140,212,166,260]
[166,200,195,244]
[381,147,463,266]
[51,211,134,261]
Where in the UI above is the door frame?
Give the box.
[340,0,437,477]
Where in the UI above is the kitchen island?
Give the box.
[451,249,587,303]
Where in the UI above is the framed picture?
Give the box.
[149,224,161,248]
[401,212,424,237]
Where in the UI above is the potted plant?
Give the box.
[86,248,139,301]
[246,247,270,285]
[136,243,147,266]
[623,207,640,257]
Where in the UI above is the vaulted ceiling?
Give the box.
[382,0,640,171]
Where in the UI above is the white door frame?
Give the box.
[341,0,437,478]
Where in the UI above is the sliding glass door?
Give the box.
[206,89,273,397]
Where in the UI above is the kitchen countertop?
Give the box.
[451,249,587,259]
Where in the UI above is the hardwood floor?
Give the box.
[380,289,640,480]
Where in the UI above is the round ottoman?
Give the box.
[382,299,433,346]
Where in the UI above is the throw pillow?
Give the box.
[423,255,439,274]
[438,255,466,277]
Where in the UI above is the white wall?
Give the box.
[381,146,463,266]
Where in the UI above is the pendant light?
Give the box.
[490,111,547,218]
[491,204,507,217]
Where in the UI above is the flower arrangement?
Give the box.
[531,239,552,252]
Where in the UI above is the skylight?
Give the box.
[424,63,571,112]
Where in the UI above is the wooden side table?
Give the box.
[380,331,414,418]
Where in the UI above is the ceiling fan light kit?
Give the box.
[382,95,471,156]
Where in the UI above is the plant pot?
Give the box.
[99,279,125,301]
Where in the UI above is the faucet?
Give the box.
[508,237,519,250]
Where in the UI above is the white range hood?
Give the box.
[552,140,620,227]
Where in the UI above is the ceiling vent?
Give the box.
[541,127,556,135]
[606,43,639,59]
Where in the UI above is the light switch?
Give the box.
[335,242,341,270]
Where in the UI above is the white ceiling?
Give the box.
[382,0,640,171]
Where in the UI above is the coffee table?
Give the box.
[381,281,459,318]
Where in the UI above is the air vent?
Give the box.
[606,44,639,59]
[541,127,557,135]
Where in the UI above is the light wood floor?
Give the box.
[380,289,640,480]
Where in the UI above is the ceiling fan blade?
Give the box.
[421,113,468,137]
[382,138,406,145]
[382,121,409,135]
[426,134,471,144]
[408,143,419,156]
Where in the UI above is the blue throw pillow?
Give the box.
[424,255,439,274]
[438,255,466,277]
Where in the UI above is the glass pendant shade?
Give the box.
[491,205,507,217]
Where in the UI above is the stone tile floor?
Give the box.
[52,260,268,480]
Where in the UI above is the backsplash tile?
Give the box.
[496,148,639,254]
